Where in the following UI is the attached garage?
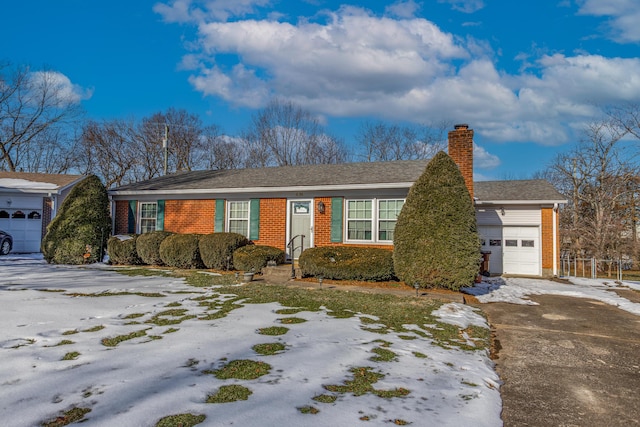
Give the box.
[0,172,84,254]
[479,225,540,276]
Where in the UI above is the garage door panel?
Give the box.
[479,226,540,276]
[0,208,43,253]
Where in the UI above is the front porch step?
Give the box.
[262,263,301,282]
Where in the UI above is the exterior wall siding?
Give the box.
[164,200,215,234]
[114,200,129,235]
[476,206,541,226]
[253,198,287,250]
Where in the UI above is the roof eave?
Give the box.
[476,199,568,205]
[109,182,416,197]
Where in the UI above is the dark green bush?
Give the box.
[298,246,395,281]
[233,245,285,272]
[393,151,480,290]
[199,232,250,270]
[42,175,112,264]
[159,234,204,269]
[136,231,173,265]
[107,235,143,265]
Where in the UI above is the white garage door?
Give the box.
[0,208,43,253]
[479,226,540,276]
[503,227,540,276]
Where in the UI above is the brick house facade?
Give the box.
[109,125,566,277]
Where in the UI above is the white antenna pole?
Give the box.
[163,123,169,175]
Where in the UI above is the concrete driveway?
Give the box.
[481,290,640,427]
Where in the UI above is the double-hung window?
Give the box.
[139,202,157,233]
[228,201,250,238]
[346,198,404,243]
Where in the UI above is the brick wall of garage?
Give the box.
[541,207,559,275]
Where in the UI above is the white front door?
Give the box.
[287,200,313,259]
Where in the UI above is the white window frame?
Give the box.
[345,198,404,243]
[139,202,157,234]
[227,200,250,238]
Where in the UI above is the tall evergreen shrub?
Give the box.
[393,151,480,290]
[42,175,112,264]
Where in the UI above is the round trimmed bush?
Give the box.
[107,235,143,265]
[42,175,111,264]
[159,233,203,269]
[199,232,250,270]
[298,246,395,281]
[233,245,285,272]
[136,231,173,265]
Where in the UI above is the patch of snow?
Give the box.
[0,259,502,427]
[0,178,58,190]
[464,276,640,316]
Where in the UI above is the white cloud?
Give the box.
[385,0,421,18]
[158,3,640,147]
[577,0,640,43]
[154,0,272,23]
[28,71,93,105]
[473,143,500,169]
[437,0,485,14]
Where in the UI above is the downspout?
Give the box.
[552,203,558,276]
[109,196,115,236]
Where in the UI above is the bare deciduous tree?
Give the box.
[241,98,348,167]
[356,120,447,162]
[0,63,83,172]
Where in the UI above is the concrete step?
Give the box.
[262,263,300,282]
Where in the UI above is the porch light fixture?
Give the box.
[317,201,326,214]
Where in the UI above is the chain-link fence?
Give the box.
[560,256,625,281]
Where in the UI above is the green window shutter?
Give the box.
[215,199,225,232]
[156,200,165,231]
[331,197,343,242]
[249,199,260,240]
[127,200,137,234]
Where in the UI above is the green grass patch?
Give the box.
[312,394,337,404]
[62,329,78,336]
[65,291,165,298]
[297,405,319,414]
[146,309,196,326]
[179,276,488,351]
[184,271,237,288]
[206,385,253,403]
[61,351,80,361]
[197,297,245,321]
[101,329,148,347]
[123,313,146,319]
[277,317,306,324]
[207,359,271,380]
[10,338,35,348]
[38,289,66,293]
[398,335,417,340]
[48,340,74,347]
[370,347,398,362]
[163,327,180,334]
[324,367,410,399]
[115,268,172,277]
[42,407,91,427]
[165,301,182,307]
[275,308,304,314]
[82,325,105,333]
[252,342,286,355]
[155,413,206,427]
[257,326,289,336]
[413,352,428,358]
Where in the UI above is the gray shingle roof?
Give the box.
[110,161,566,203]
[112,160,430,191]
[475,180,566,202]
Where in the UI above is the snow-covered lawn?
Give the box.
[0,255,501,427]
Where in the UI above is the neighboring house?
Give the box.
[0,172,85,252]
[109,125,567,277]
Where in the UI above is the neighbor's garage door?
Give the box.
[0,208,43,253]
[479,226,540,276]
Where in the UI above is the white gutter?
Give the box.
[476,199,568,205]
[109,182,416,197]
[552,203,558,276]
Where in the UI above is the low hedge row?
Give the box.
[298,246,396,281]
[106,232,283,272]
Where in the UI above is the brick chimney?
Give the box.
[448,124,474,199]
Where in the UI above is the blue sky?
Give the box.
[2,0,640,180]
